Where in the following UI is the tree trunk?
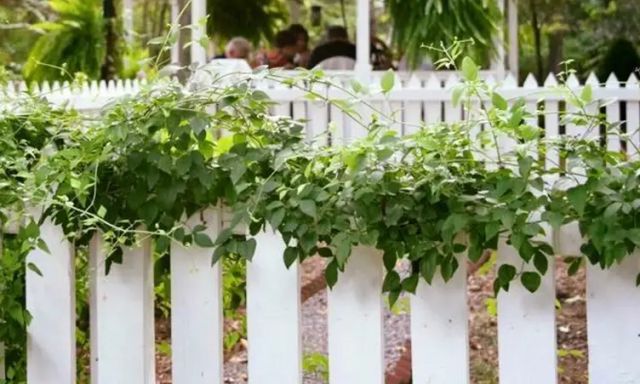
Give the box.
[529,0,544,80]
[546,31,564,75]
[101,0,120,80]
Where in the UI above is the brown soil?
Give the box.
[155,256,588,384]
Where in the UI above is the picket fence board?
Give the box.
[497,241,557,384]
[26,216,76,384]
[411,255,469,384]
[587,254,640,384]
[170,209,223,383]
[328,246,384,384]
[246,228,302,383]
[90,234,155,384]
[307,100,328,145]
[627,76,640,160]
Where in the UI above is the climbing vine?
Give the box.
[1,55,639,325]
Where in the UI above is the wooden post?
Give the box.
[191,0,208,65]
[355,0,371,82]
[491,0,506,79]
[507,0,519,78]
[170,0,180,64]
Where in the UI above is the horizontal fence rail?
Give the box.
[1,70,640,383]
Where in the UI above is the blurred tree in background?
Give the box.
[22,0,104,83]
[519,0,640,81]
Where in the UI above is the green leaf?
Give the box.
[332,233,351,267]
[212,246,225,266]
[325,260,339,288]
[402,274,419,294]
[567,185,588,216]
[193,232,215,248]
[533,252,548,275]
[239,238,257,261]
[284,246,298,268]
[382,270,401,292]
[383,251,397,271]
[269,208,286,229]
[441,256,458,282]
[381,69,395,93]
[580,85,593,103]
[567,257,582,276]
[498,264,517,284]
[521,271,541,293]
[492,92,508,110]
[420,254,438,284]
[461,57,478,81]
[27,262,43,277]
[37,239,50,254]
[299,200,317,218]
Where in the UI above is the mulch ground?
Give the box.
[154,256,589,384]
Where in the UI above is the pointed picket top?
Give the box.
[108,79,118,92]
[503,73,518,89]
[392,72,403,91]
[61,82,72,96]
[40,81,51,94]
[51,81,61,93]
[605,73,620,88]
[566,73,580,88]
[522,73,538,89]
[89,80,98,93]
[425,73,441,89]
[485,75,497,87]
[18,81,28,93]
[114,79,124,92]
[124,79,134,92]
[98,80,108,93]
[627,73,639,88]
[543,73,558,87]
[444,73,459,89]
[585,72,600,87]
[406,74,422,89]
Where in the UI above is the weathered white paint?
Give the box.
[497,240,557,384]
[606,74,622,152]
[355,0,371,82]
[171,209,223,383]
[404,75,422,135]
[191,0,208,65]
[411,254,469,384]
[627,74,640,159]
[507,0,519,77]
[26,215,76,384]
[90,233,155,384]
[170,0,180,64]
[424,75,442,124]
[587,254,640,384]
[328,246,384,384]
[247,228,301,383]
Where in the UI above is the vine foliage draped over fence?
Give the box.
[1,60,640,377]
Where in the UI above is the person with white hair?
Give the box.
[224,37,252,60]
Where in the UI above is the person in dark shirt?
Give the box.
[308,25,356,69]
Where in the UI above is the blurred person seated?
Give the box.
[308,25,356,69]
[212,36,257,67]
[288,23,310,68]
[258,30,297,69]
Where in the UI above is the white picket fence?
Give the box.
[2,71,640,384]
